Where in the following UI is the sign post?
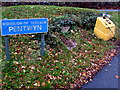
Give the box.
[41,34,45,56]
[1,18,48,60]
[4,36,10,60]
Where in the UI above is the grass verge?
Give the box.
[1,5,119,89]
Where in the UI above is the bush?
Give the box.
[49,15,77,33]
[65,12,99,30]
[49,12,99,31]
[81,12,98,30]
[33,12,99,48]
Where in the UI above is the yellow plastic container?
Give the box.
[94,17,115,41]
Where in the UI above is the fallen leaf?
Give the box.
[9,42,13,45]
[82,72,87,77]
[110,53,114,57]
[13,61,19,65]
[48,80,50,83]
[115,75,120,79]
[41,82,46,86]
[105,69,108,72]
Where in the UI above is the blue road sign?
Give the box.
[1,18,48,36]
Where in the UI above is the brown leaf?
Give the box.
[41,82,46,86]
[82,72,87,77]
[110,53,114,57]
[34,82,40,87]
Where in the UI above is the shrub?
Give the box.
[65,12,99,30]
[81,12,98,30]
[49,15,77,33]
[33,12,99,48]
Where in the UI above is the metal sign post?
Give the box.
[4,36,10,60]
[41,34,45,56]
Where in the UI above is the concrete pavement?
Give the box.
[82,53,120,89]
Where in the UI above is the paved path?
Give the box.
[82,53,120,89]
[98,9,120,12]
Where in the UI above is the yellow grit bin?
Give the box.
[94,17,115,41]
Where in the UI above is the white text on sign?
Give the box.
[8,25,42,32]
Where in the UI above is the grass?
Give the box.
[2,5,98,19]
[1,5,119,89]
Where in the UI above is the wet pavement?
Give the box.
[82,53,120,89]
[98,9,120,12]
